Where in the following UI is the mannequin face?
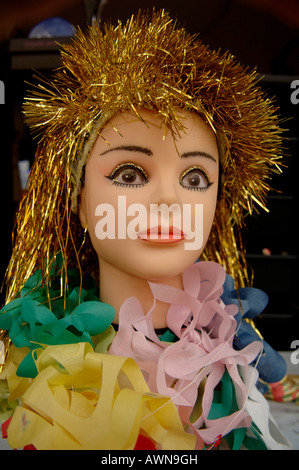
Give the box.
[80,108,219,281]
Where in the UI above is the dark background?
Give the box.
[0,0,299,350]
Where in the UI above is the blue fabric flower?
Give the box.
[221,274,287,391]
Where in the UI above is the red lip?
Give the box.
[137,226,186,244]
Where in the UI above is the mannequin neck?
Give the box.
[98,257,184,329]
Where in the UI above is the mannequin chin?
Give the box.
[79,108,219,326]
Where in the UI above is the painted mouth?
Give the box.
[137,226,186,244]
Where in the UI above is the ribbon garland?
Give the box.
[0,257,293,450]
[6,343,196,450]
[221,273,287,388]
[0,259,115,378]
[110,261,263,445]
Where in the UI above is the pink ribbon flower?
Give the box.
[110,261,263,445]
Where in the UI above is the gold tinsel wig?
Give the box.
[4,9,283,310]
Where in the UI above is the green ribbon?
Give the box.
[207,371,267,450]
[0,254,115,378]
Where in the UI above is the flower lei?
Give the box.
[0,257,292,450]
[110,261,262,445]
[0,262,115,378]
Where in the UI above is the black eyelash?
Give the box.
[183,182,214,192]
[110,181,146,188]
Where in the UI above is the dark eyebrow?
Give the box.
[100,145,153,156]
[180,151,217,162]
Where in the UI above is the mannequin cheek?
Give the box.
[186,190,218,251]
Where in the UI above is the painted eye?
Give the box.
[106,163,148,186]
[180,167,212,190]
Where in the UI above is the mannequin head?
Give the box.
[79,108,219,282]
[4,10,283,306]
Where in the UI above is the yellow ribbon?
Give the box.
[7,343,196,450]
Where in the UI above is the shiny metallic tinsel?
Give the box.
[4,9,284,310]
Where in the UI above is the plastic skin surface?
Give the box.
[79,108,219,328]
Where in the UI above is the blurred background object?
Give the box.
[28,17,76,38]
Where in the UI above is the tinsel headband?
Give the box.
[4,9,283,304]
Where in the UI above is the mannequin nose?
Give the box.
[154,177,181,207]
[149,176,182,227]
